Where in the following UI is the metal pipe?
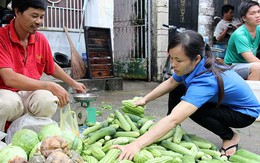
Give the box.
[78,0,88,42]
[147,0,151,81]
[54,6,56,28]
[70,0,72,28]
[136,0,139,58]
[74,0,76,29]
[140,0,143,58]
[50,6,53,28]
[66,0,68,28]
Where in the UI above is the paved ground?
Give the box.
[55,80,260,155]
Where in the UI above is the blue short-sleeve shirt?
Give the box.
[173,58,260,118]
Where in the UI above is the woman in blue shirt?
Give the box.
[112,30,260,160]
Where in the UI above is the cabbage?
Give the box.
[0,145,27,162]
[61,130,83,154]
[12,129,39,155]
[29,142,42,159]
[38,123,61,141]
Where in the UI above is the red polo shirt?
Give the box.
[0,19,55,91]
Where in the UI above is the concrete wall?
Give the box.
[40,31,83,59]
[154,0,169,81]
[198,0,214,46]
[40,0,114,59]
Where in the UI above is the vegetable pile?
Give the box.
[1,97,260,163]
[0,124,84,163]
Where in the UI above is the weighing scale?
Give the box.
[72,93,98,125]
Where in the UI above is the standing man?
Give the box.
[224,1,260,80]
[0,0,86,132]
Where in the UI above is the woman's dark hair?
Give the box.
[222,4,234,16]
[239,0,259,19]
[167,30,230,107]
[12,0,47,16]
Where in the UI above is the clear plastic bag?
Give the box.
[60,104,79,136]
[6,113,56,144]
[0,131,7,150]
[0,141,7,150]
[0,131,6,141]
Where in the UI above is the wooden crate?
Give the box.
[84,26,114,79]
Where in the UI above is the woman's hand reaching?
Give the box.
[133,97,146,107]
[111,141,142,161]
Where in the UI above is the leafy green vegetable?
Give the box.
[62,130,83,154]
[38,123,61,141]
[29,142,42,159]
[12,129,39,154]
[0,145,27,162]
[100,103,114,110]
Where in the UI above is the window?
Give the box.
[42,0,84,31]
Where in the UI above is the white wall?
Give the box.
[41,31,82,59]
[86,0,113,28]
[40,0,114,59]
[85,0,114,52]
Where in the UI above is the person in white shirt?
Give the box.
[214,4,242,43]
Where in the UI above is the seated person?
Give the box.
[224,1,260,80]
[214,4,242,43]
[0,0,87,132]
[213,4,242,59]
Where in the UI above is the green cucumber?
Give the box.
[161,140,193,156]
[235,149,260,162]
[115,110,131,131]
[86,126,116,144]
[114,131,140,138]
[99,148,121,163]
[124,114,139,131]
[229,154,259,163]
[140,120,154,134]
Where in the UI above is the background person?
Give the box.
[214,4,242,43]
[0,0,86,132]
[112,30,260,160]
[213,4,242,60]
[224,1,260,80]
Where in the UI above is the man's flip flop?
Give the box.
[220,144,238,157]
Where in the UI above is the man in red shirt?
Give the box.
[0,0,86,132]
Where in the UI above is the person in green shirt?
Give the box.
[224,1,260,80]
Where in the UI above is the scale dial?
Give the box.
[74,105,87,125]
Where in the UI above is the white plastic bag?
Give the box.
[0,131,6,141]
[6,113,57,144]
[0,141,7,150]
[0,131,7,150]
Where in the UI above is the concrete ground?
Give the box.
[56,80,260,155]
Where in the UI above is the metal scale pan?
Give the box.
[72,93,98,125]
[72,93,99,103]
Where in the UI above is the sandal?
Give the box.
[220,144,238,157]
